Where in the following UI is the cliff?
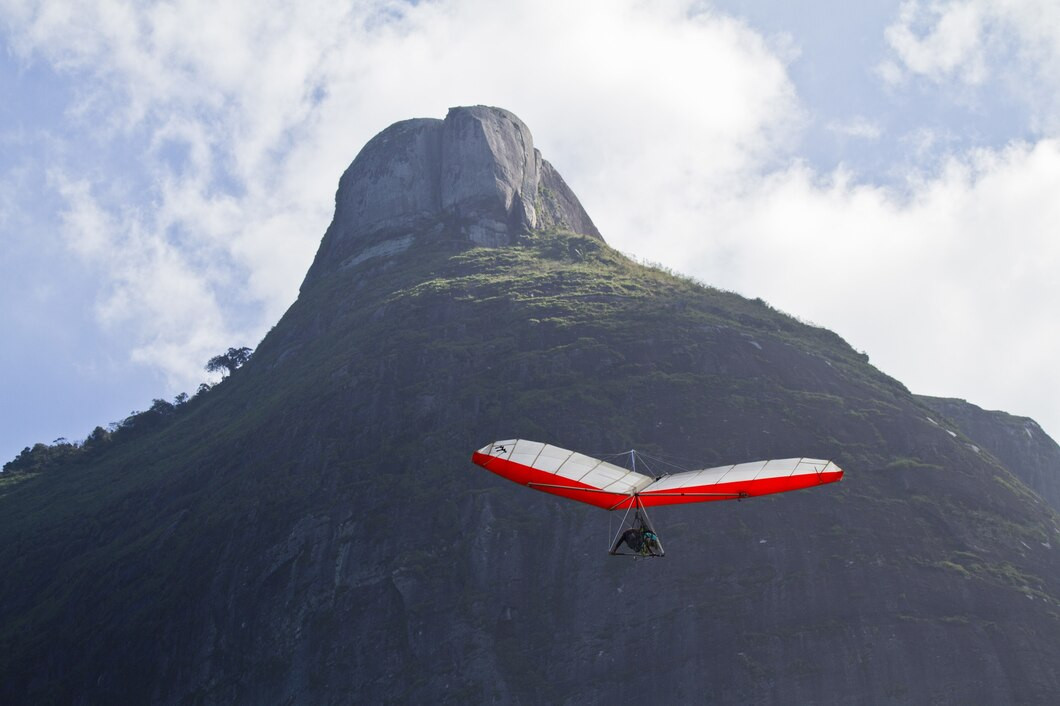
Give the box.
[304,105,600,284]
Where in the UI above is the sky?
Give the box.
[2,0,1059,463]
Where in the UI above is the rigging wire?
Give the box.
[634,452,660,480]
[609,500,636,552]
[633,449,697,474]
[588,447,701,477]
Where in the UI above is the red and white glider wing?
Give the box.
[637,458,843,507]
[472,439,654,509]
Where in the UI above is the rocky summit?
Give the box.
[1,106,1059,705]
[304,105,599,284]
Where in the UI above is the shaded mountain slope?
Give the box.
[1,107,1058,705]
[918,395,1060,513]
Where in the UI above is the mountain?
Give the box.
[2,106,1058,705]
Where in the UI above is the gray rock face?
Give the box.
[305,106,601,285]
[334,118,443,237]
[537,159,600,238]
[919,395,1060,512]
[439,106,539,243]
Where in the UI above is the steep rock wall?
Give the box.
[304,105,600,286]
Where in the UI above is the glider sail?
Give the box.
[472,439,843,511]
[637,457,843,507]
[472,440,654,509]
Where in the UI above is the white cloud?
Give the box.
[53,174,229,384]
[884,0,989,85]
[882,0,1060,129]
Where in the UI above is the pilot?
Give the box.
[641,528,660,556]
[611,514,662,556]
[616,527,644,554]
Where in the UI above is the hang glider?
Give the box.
[472,439,843,510]
[471,439,843,556]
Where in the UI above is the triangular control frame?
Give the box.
[609,494,665,558]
